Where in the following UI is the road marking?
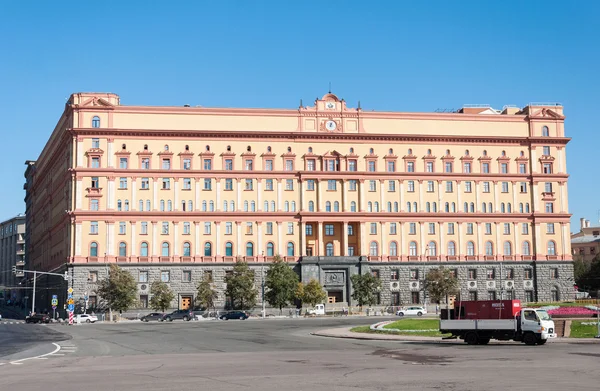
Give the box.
[10,343,61,365]
[50,353,65,356]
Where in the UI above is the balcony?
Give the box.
[16,260,25,267]
[16,249,25,256]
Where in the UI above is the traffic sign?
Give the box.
[67,304,75,312]
[52,305,57,310]
[52,294,58,300]
[67,287,73,294]
[67,298,74,305]
[67,294,73,300]
[51,299,58,306]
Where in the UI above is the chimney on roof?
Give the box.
[586,220,591,228]
[581,217,585,230]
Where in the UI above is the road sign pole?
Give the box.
[31,270,36,314]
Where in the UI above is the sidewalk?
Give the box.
[311,327,600,344]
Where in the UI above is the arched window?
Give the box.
[270,201,275,211]
[266,242,275,256]
[482,203,487,213]
[284,201,289,212]
[202,201,207,211]
[428,241,437,256]
[408,148,413,154]
[465,149,470,156]
[413,202,417,212]
[464,202,468,213]
[407,202,411,213]
[263,201,268,212]
[394,202,399,212]
[159,200,165,211]
[349,147,354,153]
[308,201,315,212]
[483,150,488,156]
[466,241,475,256]
[389,241,398,256]
[522,241,531,256]
[547,241,556,256]
[167,200,172,211]
[369,241,378,256]
[92,116,100,128]
[374,202,379,212]
[447,241,456,256]
[250,201,256,212]
[246,242,254,256]
[451,202,456,213]
[333,201,339,212]
[351,201,357,212]
[387,202,392,212]
[140,242,148,257]
[433,202,437,213]
[470,202,475,213]
[501,203,506,213]
[389,148,393,154]
[90,242,98,257]
[230,201,235,211]
[144,144,148,151]
[326,201,332,212]
[519,203,524,213]
[485,241,494,256]
[183,242,191,257]
[164,144,169,151]
[307,147,312,153]
[244,201,249,212]
[542,126,549,137]
[117,199,122,211]
[246,145,252,152]
[409,241,418,256]
[287,146,292,152]
[225,242,233,257]
[369,148,374,154]
[507,203,512,213]
[267,146,272,152]
[185,144,189,151]
[119,242,127,257]
[501,150,506,157]
[525,203,530,213]
[139,200,144,211]
[207,201,213,211]
[488,202,493,213]
[326,242,334,256]
[188,201,193,211]
[503,241,512,256]
[367,202,372,212]
[426,202,431,213]
[204,242,212,256]
[287,242,295,256]
[223,201,228,212]
[291,201,296,212]
[124,200,129,211]
[146,200,151,211]
[445,202,449,213]
[162,242,170,256]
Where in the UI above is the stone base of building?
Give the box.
[31,258,574,317]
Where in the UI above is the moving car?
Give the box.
[141,312,165,322]
[162,309,194,322]
[220,311,249,320]
[396,306,427,317]
[78,314,98,323]
[25,314,51,324]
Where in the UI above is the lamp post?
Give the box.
[261,251,265,319]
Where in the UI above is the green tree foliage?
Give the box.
[350,273,381,308]
[196,274,218,313]
[297,278,327,307]
[225,260,258,310]
[265,255,299,314]
[425,267,459,304]
[96,264,138,312]
[576,254,600,292]
[148,281,175,312]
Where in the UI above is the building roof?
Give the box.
[571,235,600,244]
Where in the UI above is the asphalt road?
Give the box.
[1,317,599,391]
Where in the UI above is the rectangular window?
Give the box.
[409,269,418,280]
[204,222,211,235]
[119,177,127,189]
[262,159,272,171]
[224,222,232,235]
[369,180,376,192]
[90,199,99,211]
[468,269,477,279]
[139,271,148,283]
[390,270,399,281]
[445,162,452,173]
[162,222,169,234]
[370,223,377,235]
[285,179,294,190]
[464,181,472,193]
[550,268,558,279]
[246,222,253,235]
[183,270,192,282]
[327,180,337,191]
[162,159,171,170]
[372,270,380,279]
[141,222,148,235]
[520,182,527,193]
[183,158,191,170]
[409,223,416,235]
[225,178,233,191]
[141,177,149,189]
[306,224,313,236]
[545,182,553,193]
[285,160,294,171]
[348,180,357,191]
[389,223,397,235]
[368,161,376,172]
[525,291,534,302]
[522,223,529,235]
[547,223,555,234]
[182,178,191,190]
[483,182,490,193]
[245,179,253,190]
[406,161,414,172]
[428,223,435,234]
[325,224,334,236]
[407,181,415,192]
[519,163,527,174]
[261,179,271,191]
[204,178,212,190]
[306,159,315,171]
[501,163,508,174]
[119,222,126,235]
[466,223,473,235]
[543,163,552,174]
[326,160,335,171]
[488,291,497,301]
[183,222,190,235]
[265,222,273,235]
[92,138,100,148]
[225,159,233,170]
[486,269,495,279]
[306,180,314,191]
[485,223,492,235]
[545,202,554,213]
[447,223,455,235]
[505,268,514,279]
[504,223,511,235]
[501,182,509,193]
[287,223,294,234]
[427,181,434,192]
[162,178,170,190]
[387,161,395,172]
[91,157,100,168]
[141,158,150,169]
[464,162,471,173]
[388,180,396,192]
[88,271,98,282]
[203,159,212,170]
[161,271,170,282]
[543,146,550,156]
[119,158,128,169]
[245,159,253,171]
[426,161,433,172]
[482,163,489,173]
[348,160,357,172]
[469,291,478,301]
[524,269,533,279]
[204,270,213,283]
[90,221,98,234]
[446,181,453,193]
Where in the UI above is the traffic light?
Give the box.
[12,266,16,275]
[63,271,69,281]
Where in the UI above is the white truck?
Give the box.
[307,304,326,316]
[439,299,557,345]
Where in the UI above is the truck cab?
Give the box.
[519,308,556,342]
[307,304,325,316]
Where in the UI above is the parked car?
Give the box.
[25,314,51,324]
[220,311,249,320]
[396,306,427,317]
[162,309,194,322]
[78,314,98,323]
[141,312,165,322]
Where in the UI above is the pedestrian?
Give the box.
[436,304,439,315]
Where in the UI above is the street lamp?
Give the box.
[261,251,265,319]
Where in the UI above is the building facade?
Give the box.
[25,92,574,313]
[570,218,600,262]
[0,214,26,305]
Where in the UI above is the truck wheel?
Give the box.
[538,339,547,345]
[477,338,490,345]
[524,333,537,346]
[465,332,479,345]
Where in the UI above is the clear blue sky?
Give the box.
[0,1,598,229]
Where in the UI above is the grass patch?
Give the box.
[351,319,449,337]
[528,302,598,308]
[570,321,600,338]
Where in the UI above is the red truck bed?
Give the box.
[454,300,521,320]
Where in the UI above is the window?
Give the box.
[348,224,354,236]
[90,199,99,211]
[485,223,492,235]
[287,242,295,256]
[327,180,337,191]
[325,224,334,236]
[547,223,555,234]
[326,243,334,256]
[446,181,453,193]
[348,180,357,191]
[368,161,376,172]
[468,269,477,279]
[139,222,148,235]
[486,269,495,279]
[501,163,508,174]
[409,269,418,280]
[519,163,527,174]
[386,161,395,172]
[428,241,437,256]
[350,201,356,212]
[388,180,396,192]
[370,223,377,235]
[464,162,471,173]
[161,242,170,256]
[525,291,534,302]
[428,223,435,234]
[550,268,558,279]
[547,241,556,256]
[482,163,490,173]
[91,117,100,128]
[427,181,434,192]
[466,223,473,235]
[445,162,453,173]
[505,268,514,280]
[503,241,512,256]
[225,159,233,170]
[522,223,529,235]
[543,163,552,174]
[91,157,100,168]
[545,202,554,213]
[447,241,456,256]
[485,241,494,256]
[447,223,455,235]
[161,271,170,282]
[308,201,315,212]
[501,182,509,193]
[183,178,191,190]
[204,242,213,256]
[466,241,475,256]
[225,242,233,256]
[369,241,378,256]
[407,161,414,172]
[306,224,313,236]
[409,223,416,235]
[266,242,275,256]
[162,178,170,190]
[544,182,553,193]
[265,159,274,171]
[181,270,192,282]
[119,158,128,169]
[524,269,533,279]
[368,180,376,192]
[140,177,149,190]
[389,242,398,256]
[409,241,417,256]
[245,159,253,171]
[305,180,314,191]
[245,179,253,191]
[543,146,550,156]
[426,161,433,172]
[204,222,211,235]
[90,221,98,234]
[162,159,171,170]
[90,242,98,256]
[287,223,294,234]
[246,242,254,256]
[542,126,550,137]
[326,201,331,212]
[389,223,397,235]
[141,158,150,169]
[162,222,169,234]
[483,182,490,193]
[504,223,511,235]
[138,271,149,283]
[140,243,149,257]
[119,222,126,235]
[407,181,415,192]
[522,241,531,256]
[265,222,273,235]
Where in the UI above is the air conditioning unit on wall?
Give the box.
[504,280,514,290]
[523,280,534,289]
[409,281,420,290]
[468,281,477,290]
[139,284,148,292]
[390,281,400,291]
[486,280,496,289]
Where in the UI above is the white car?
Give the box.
[78,314,98,323]
[396,306,427,316]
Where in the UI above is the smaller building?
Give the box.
[0,214,26,305]
[570,218,600,262]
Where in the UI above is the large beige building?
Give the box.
[25,92,573,313]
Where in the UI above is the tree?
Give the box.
[265,255,299,314]
[297,279,327,308]
[196,274,218,315]
[96,264,137,317]
[425,267,459,315]
[350,273,381,308]
[149,281,175,312]
[573,256,590,287]
[225,260,258,310]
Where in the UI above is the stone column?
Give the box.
[359,180,365,212]
[173,222,179,256]
[277,221,283,255]
[360,222,366,256]
[399,180,405,212]
[236,221,242,256]
[215,222,221,260]
[257,222,262,256]
[76,136,84,167]
[256,179,262,211]
[194,221,200,256]
[495,223,501,260]
[174,179,180,211]
[318,222,324,256]
[439,222,445,259]
[342,180,348,212]
[418,181,424,212]
[343,221,349,256]
[493,181,499,213]
[131,178,137,210]
[105,221,114,256]
[195,179,201,211]
[151,221,158,257]
[477,223,483,258]
[107,177,115,210]
[419,222,425,259]
[317,179,324,212]
[514,222,520,258]
[475,181,481,212]
[456,181,462,209]
[457,222,463,259]
[107,138,114,168]
[559,183,566,213]
[437,180,443,210]
[130,222,136,256]
[380,222,386,257]
[215,178,221,211]
[152,178,158,210]
[532,183,539,213]
[237,179,242,211]
[301,222,307,256]
[380,180,385,212]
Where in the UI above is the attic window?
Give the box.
[542,126,550,137]
[185,145,189,151]
[501,150,506,157]
[520,151,525,157]
[206,145,210,151]
[408,148,412,155]
[465,149,469,156]
[143,144,148,151]
[446,149,450,156]
[122,144,126,150]
[369,148,374,154]
[349,147,354,153]
[308,147,313,153]
[267,146,272,152]
[388,148,393,154]
[483,150,487,156]
[92,116,100,128]
[226,145,231,152]
[427,149,431,155]
[287,147,292,152]
[247,146,252,152]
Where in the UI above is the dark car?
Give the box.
[162,309,194,322]
[220,311,249,320]
[25,314,50,324]
[141,312,164,322]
